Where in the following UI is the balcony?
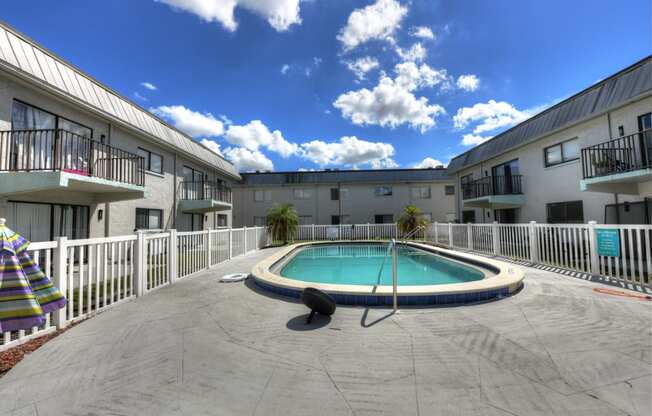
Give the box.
[580,129,652,195]
[178,181,232,213]
[0,129,146,201]
[462,175,525,209]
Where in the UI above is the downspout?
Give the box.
[104,123,112,237]
[173,152,177,229]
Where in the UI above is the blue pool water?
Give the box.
[280,243,485,286]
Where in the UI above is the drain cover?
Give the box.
[220,273,249,283]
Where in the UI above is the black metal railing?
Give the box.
[581,129,652,179]
[462,175,523,200]
[0,129,145,186]
[180,181,232,203]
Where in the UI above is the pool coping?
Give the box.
[251,241,525,306]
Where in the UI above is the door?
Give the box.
[638,113,652,167]
[492,159,519,194]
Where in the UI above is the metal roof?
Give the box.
[447,56,652,174]
[0,21,240,180]
[239,168,451,185]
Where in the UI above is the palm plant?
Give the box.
[397,205,429,237]
[266,203,299,244]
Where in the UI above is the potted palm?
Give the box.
[397,205,429,238]
[266,203,299,245]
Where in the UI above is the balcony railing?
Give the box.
[180,181,232,204]
[581,129,652,179]
[0,129,145,186]
[462,175,523,200]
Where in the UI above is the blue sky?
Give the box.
[2,0,650,172]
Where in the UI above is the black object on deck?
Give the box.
[301,287,336,324]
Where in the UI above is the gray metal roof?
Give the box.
[0,21,240,180]
[448,56,652,174]
[239,168,451,185]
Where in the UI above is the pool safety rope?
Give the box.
[592,287,652,301]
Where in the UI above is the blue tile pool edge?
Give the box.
[252,277,522,306]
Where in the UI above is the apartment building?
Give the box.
[448,56,652,224]
[0,22,239,241]
[232,168,455,227]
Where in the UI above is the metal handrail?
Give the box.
[400,225,425,240]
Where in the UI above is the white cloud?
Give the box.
[156,0,302,32]
[396,42,427,63]
[133,92,148,102]
[200,138,223,155]
[337,0,408,51]
[281,64,291,75]
[453,100,533,134]
[413,157,445,168]
[223,147,274,172]
[394,61,452,91]
[334,62,449,132]
[224,120,298,157]
[151,105,225,137]
[141,82,157,91]
[461,134,492,146]
[300,136,395,169]
[370,157,398,169]
[456,74,480,92]
[345,56,380,81]
[409,26,434,40]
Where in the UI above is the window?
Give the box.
[299,216,313,225]
[136,208,163,230]
[254,216,267,226]
[254,190,271,202]
[410,186,431,199]
[492,159,520,194]
[180,213,203,231]
[639,112,652,131]
[618,125,625,137]
[462,210,476,223]
[293,188,312,199]
[374,186,392,197]
[217,214,228,227]
[374,214,393,224]
[546,201,584,223]
[330,188,349,200]
[138,147,163,174]
[331,215,351,225]
[544,138,579,167]
[445,185,455,195]
[494,208,518,224]
[6,201,89,242]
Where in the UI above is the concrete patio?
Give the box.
[0,247,650,416]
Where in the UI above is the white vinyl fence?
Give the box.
[293,221,652,291]
[1,226,267,352]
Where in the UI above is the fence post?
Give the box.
[467,224,473,251]
[529,221,538,264]
[588,221,600,275]
[434,222,439,243]
[367,223,370,240]
[53,236,68,329]
[243,226,248,252]
[228,228,233,259]
[448,223,453,248]
[206,230,213,268]
[134,230,146,297]
[169,229,178,284]
[492,221,499,255]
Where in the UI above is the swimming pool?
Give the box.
[280,243,485,286]
[252,241,524,306]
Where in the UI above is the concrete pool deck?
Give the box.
[0,247,650,416]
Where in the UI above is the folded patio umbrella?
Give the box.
[0,219,66,332]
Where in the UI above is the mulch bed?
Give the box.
[0,322,79,377]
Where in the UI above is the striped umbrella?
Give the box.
[0,218,66,332]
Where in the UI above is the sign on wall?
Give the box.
[596,229,621,257]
